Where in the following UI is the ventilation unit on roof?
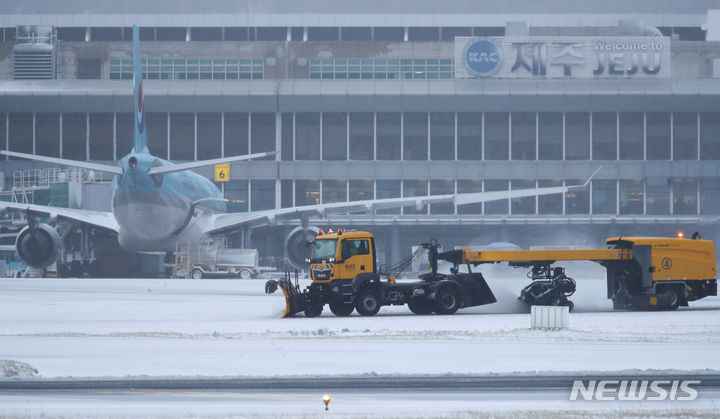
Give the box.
[12,25,56,80]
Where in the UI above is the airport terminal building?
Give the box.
[2,0,720,266]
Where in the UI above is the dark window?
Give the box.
[256,27,286,41]
[251,180,275,211]
[225,27,249,41]
[322,112,347,160]
[57,27,85,41]
[619,179,644,214]
[90,27,122,41]
[673,112,698,160]
[473,27,505,36]
[191,27,221,41]
[373,27,404,41]
[403,180,428,215]
[457,112,482,160]
[700,179,720,214]
[538,179,563,214]
[430,180,454,214]
[511,179,536,214]
[224,113,249,157]
[673,178,698,215]
[484,180,508,214]
[146,113,168,159]
[592,179,616,214]
[441,27,471,41]
[197,113,221,160]
[35,113,60,157]
[646,177,670,215]
[295,180,320,206]
[619,112,643,160]
[511,112,536,160]
[341,27,371,41]
[8,113,32,157]
[376,180,401,214]
[156,27,185,41]
[281,180,293,208]
[565,179,589,214]
[281,113,293,161]
[0,113,5,160]
[322,180,346,203]
[295,113,320,160]
[290,27,304,41]
[138,27,155,41]
[565,112,590,160]
[116,113,133,156]
[251,113,275,160]
[408,27,439,41]
[349,113,373,160]
[307,27,339,41]
[592,112,617,160]
[403,113,428,160]
[62,113,86,160]
[646,112,670,160]
[4,27,17,42]
[538,112,562,160]
[89,113,114,160]
[226,181,248,212]
[349,180,373,201]
[484,112,509,160]
[457,180,482,214]
[700,112,720,160]
[170,113,194,160]
[77,58,101,79]
[377,113,401,160]
[430,112,454,160]
[673,27,706,41]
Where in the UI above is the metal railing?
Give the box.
[12,167,112,190]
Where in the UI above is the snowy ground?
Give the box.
[0,276,719,417]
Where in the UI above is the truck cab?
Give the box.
[309,230,376,283]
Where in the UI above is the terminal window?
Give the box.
[309,58,453,80]
[110,58,263,80]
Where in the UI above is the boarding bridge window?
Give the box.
[620,179,644,214]
[373,27,404,41]
[403,180,428,215]
[89,113,114,160]
[349,180,373,202]
[62,113,87,160]
[408,27,439,41]
[457,112,482,160]
[309,58,452,80]
[349,113,373,160]
[430,112,454,160]
[57,27,85,41]
[8,113,32,157]
[191,27,221,41]
[251,113,275,160]
[170,113,194,161]
[156,27,185,41]
[322,180,346,204]
[341,27,371,41]
[673,112,698,160]
[511,112,536,160]
[307,27,339,41]
[403,113,428,161]
[538,179,563,214]
[256,27,286,41]
[251,180,275,211]
[376,180,401,215]
[565,112,590,160]
[197,113,221,160]
[484,180,509,215]
[619,112,643,160]
[645,178,670,215]
[700,179,720,214]
[110,58,263,80]
[565,179,589,214]
[35,113,60,158]
[295,180,320,206]
[646,112,671,160]
[322,113,347,161]
[90,27,122,42]
[225,27,250,41]
[673,178,698,215]
[376,113,401,160]
[700,112,720,160]
[592,179,616,214]
[511,179,536,214]
[281,113,293,161]
[147,113,168,159]
[457,180,482,214]
[538,112,562,160]
[484,112,509,160]
[430,180,454,214]
[441,27,471,41]
[225,181,248,212]
[295,113,320,160]
[592,112,617,160]
[224,113,249,157]
[116,113,133,155]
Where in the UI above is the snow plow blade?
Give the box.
[265,278,306,318]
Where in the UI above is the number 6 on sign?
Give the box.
[214,163,230,182]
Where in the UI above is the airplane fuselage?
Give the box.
[111,152,226,252]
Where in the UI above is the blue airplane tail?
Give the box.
[132,25,148,154]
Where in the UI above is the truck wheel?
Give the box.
[662,287,681,310]
[435,287,460,315]
[304,304,323,318]
[190,268,204,279]
[408,299,433,315]
[239,269,252,280]
[329,302,354,317]
[355,289,381,316]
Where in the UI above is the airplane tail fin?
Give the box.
[132,25,148,154]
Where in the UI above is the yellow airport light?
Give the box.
[323,393,331,410]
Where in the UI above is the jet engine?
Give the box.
[15,223,62,269]
[284,226,320,269]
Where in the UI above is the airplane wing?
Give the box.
[0,201,119,232]
[0,150,123,174]
[147,151,276,175]
[206,181,591,235]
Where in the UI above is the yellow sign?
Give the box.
[214,163,230,182]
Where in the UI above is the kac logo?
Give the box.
[465,39,502,77]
